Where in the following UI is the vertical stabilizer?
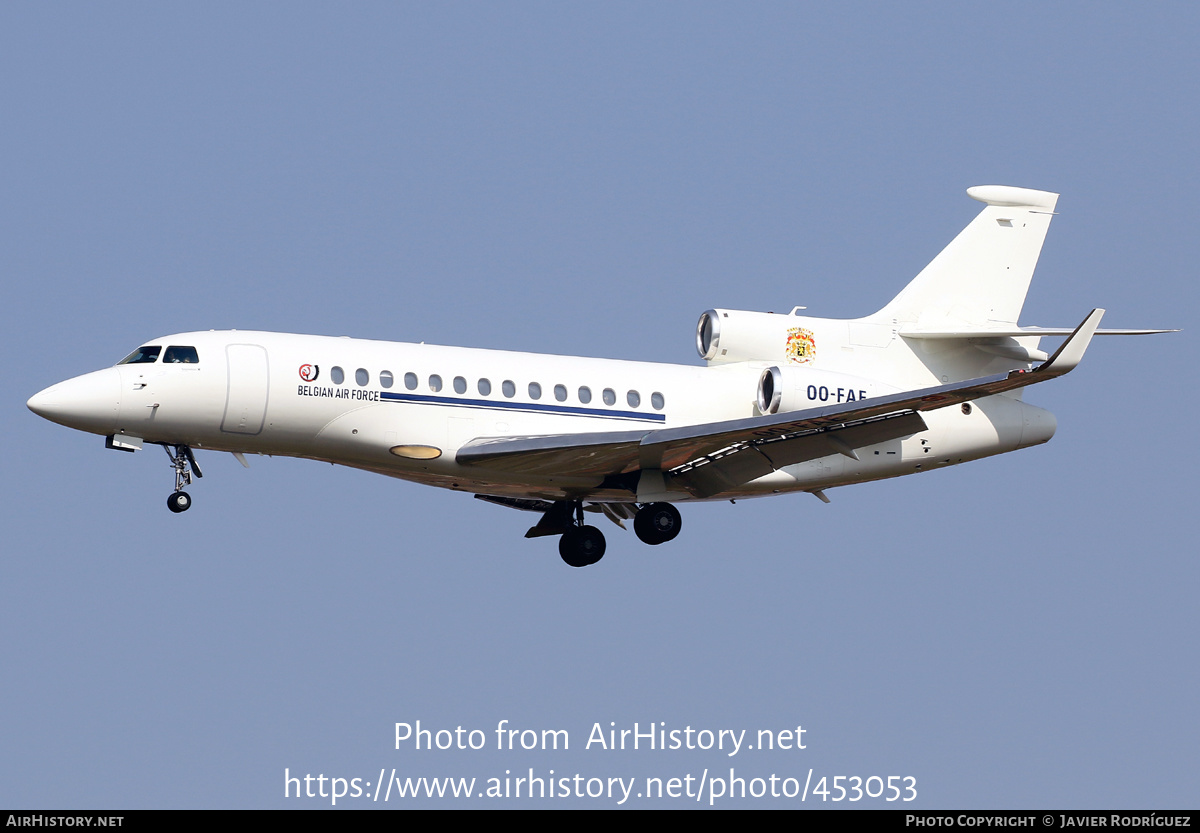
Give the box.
[875,186,1059,328]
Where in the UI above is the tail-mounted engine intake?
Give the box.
[755,365,894,415]
[696,308,806,364]
[756,366,787,414]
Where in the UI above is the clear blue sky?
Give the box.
[2,3,1195,808]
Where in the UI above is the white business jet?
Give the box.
[28,186,1171,566]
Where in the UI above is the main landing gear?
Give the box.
[559,502,606,568]
[163,443,202,513]
[633,502,682,546]
[477,495,685,568]
[558,502,681,565]
[550,501,682,567]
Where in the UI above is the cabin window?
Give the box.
[428,374,442,392]
[163,346,199,364]
[578,386,592,404]
[331,366,345,385]
[602,388,616,405]
[554,384,567,402]
[651,392,665,410]
[379,370,394,389]
[404,372,418,390]
[528,382,542,400]
[502,380,516,398]
[627,390,640,408]
[356,368,369,386]
[478,378,492,396]
[453,376,467,394]
[118,346,161,365]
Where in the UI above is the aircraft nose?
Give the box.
[27,368,120,435]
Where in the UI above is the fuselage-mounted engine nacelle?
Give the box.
[755,365,894,415]
[696,308,803,364]
[696,308,897,414]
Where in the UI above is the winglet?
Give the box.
[1037,308,1105,377]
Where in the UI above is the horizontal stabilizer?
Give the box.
[901,325,1174,339]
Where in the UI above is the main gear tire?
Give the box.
[559,525,606,567]
[634,502,681,545]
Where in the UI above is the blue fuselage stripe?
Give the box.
[379,390,665,422]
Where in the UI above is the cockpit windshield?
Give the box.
[164,346,199,364]
[118,345,161,365]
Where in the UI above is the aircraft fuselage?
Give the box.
[28,328,1056,504]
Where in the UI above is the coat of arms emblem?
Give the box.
[785,327,816,364]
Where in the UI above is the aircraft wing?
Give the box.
[457,429,647,478]
[458,309,1105,497]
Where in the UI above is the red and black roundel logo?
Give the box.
[299,364,319,382]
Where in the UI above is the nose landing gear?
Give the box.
[163,443,202,513]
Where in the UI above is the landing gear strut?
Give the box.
[163,444,202,513]
[558,501,606,567]
[634,502,682,545]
